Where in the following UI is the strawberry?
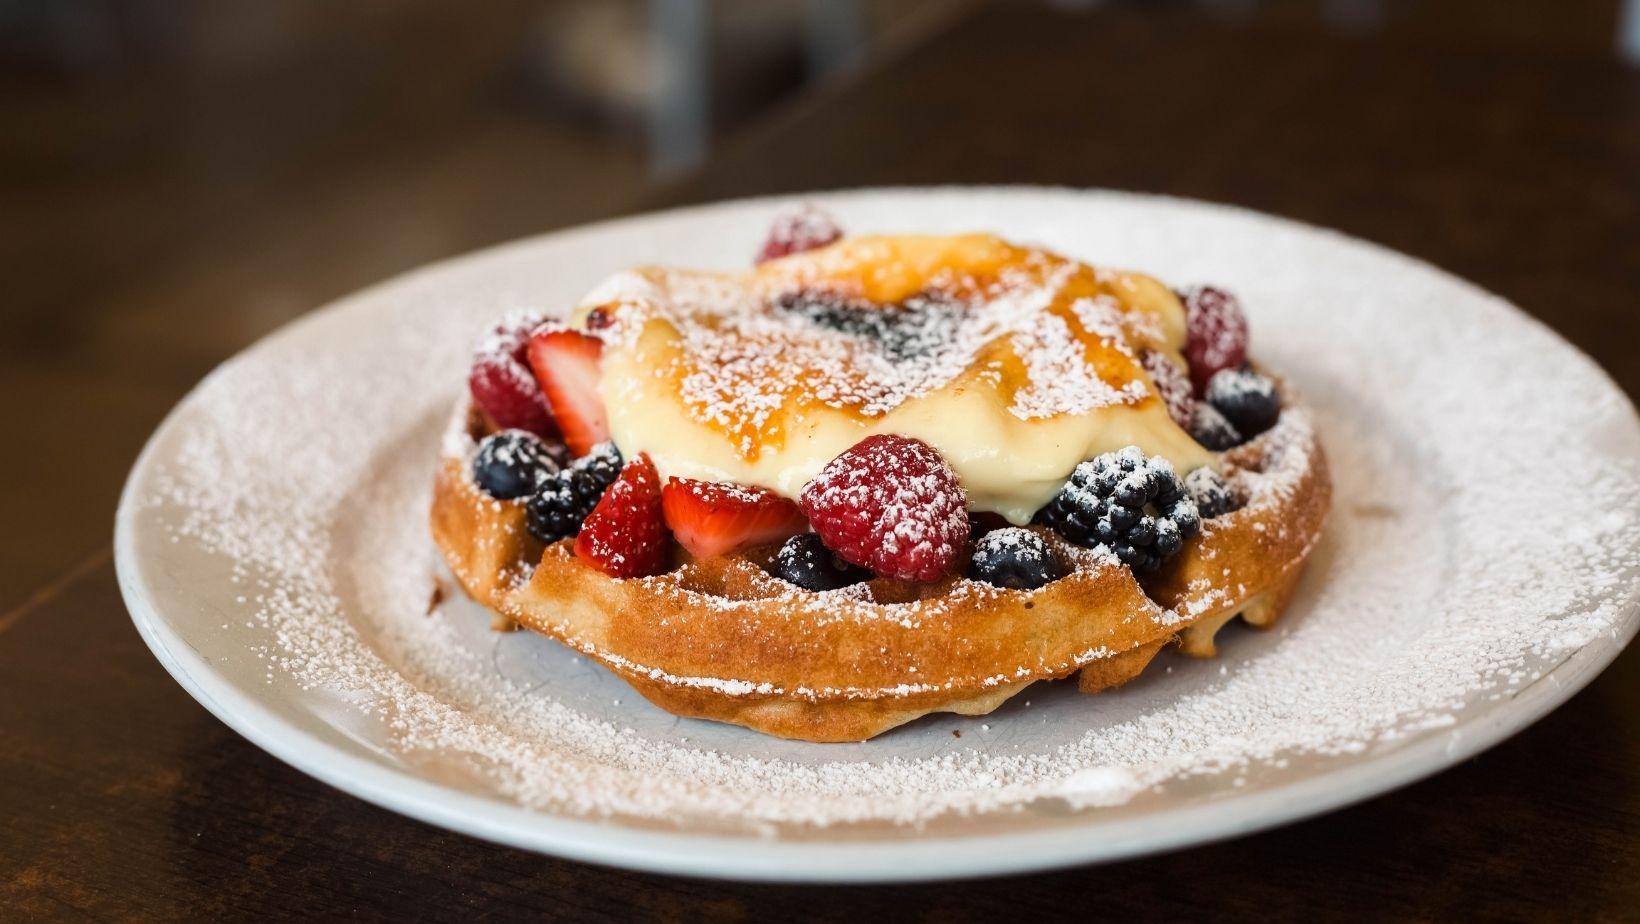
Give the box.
[661,477,806,558]
[798,434,969,582]
[526,327,609,457]
[574,453,669,578]
[468,312,555,436]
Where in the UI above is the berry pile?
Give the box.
[458,261,1273,586]
[1038,447,1200,573]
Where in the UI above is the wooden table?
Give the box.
[5,3,1639,919]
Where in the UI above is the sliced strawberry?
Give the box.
[661,477,806,559]
[527,327,608,457]
[575,453,669,578]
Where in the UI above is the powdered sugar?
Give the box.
[122,190,1640,842]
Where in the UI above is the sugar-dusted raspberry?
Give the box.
[1181,286,1249,397]
[755,204,842,263]
[798,434,969,581]
[469,312,554,435]
[1140,349,1196,428]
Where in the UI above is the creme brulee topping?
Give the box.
[574,234,1213,522]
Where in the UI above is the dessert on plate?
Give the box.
[430,205,1331,742]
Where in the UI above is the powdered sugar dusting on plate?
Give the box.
[124,190,1640,836]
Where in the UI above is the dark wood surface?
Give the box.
[6,2,1640,919]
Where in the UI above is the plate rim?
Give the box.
[113,185,1640,883]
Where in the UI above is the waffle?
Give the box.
[432,394,1328,743]
[429,233,1330,742]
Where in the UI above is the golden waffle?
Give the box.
[430,235,1331,742]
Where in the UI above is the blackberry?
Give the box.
[1038,446,1200,574]
[970,527,1066,590]
[771,533,868,591]
[774,290,954,359]
[1188,402,1244,451]
[472,430,562,500]
[1185,467,1241,519]
[525,441,623,542]
[1205,369,1280,437]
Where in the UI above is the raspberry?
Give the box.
[756,204,842,263]
[1181,286,1249,397]
[798,434,969,581]
[469,312,554,435]
[1140,349,1196,428]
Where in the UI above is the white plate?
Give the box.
[115,188,1640,882]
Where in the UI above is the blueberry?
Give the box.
[772,533,869,591]
[1188,402,1244,450]
[971,528,1066,590]
[1185,467,1241,519]
[1205,369,1280,437]
[472,430,562,500]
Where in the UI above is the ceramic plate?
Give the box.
[115,188,1640,882]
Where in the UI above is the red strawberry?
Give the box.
[1140,349,1197,429]
[527,327,609,457]
[661,478,806,559]
[755,204,842,263]
[575,453,669,578]
[468,312,555,436]
[1181,286,1250,397]
[798,434,969,582]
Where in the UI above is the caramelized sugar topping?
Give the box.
[584,235,1185,460]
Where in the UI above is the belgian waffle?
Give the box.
[429,230,1331,742]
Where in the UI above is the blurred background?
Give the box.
[2,0,1638,610]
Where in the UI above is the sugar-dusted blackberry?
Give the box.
[1185,467,1241,519]
[970,528,1066,590]
[1206,369,1280,437]
[472,430,562,500]
[577,441,623,483]
[1038,446,1200,573]
[1188,402,1244,451]
[525,442,624,542]
[771,533,869,591]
